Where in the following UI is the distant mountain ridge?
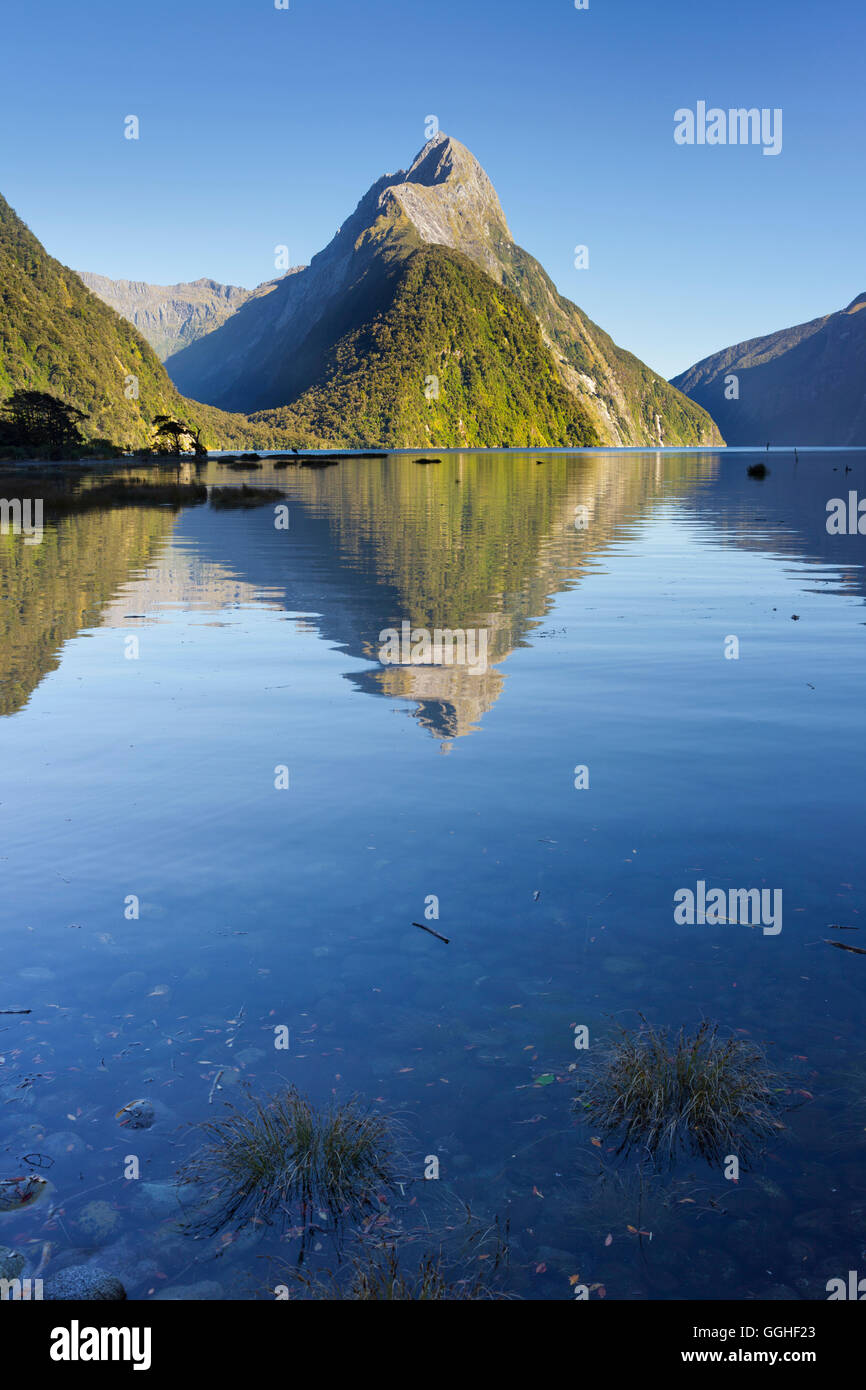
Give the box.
[671,294,866,445]
[77,272,256,360]
[107,134,723,448]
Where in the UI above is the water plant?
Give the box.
[575,1017,786,1165]
[178,1085,399,1235]
[279,1210,512,1300]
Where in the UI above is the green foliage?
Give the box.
[0,389,86,448]
[252,246,602,448]
[0,194,297,452]
[500,244,723,445]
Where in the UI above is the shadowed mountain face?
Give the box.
[163,135,722,448]
[77,274,255,361]
[671,294,866,446]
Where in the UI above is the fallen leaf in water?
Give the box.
[532,1185,544,1198]
[535,1263,547,1274]
[569,1274,581,1285]
[590,1137,602,1148]
[604,1233,613,1246]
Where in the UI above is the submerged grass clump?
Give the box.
[209,484,285,509]
[279,1209,512,1300]
[575,1017,786,1165]
[179,1085,398,1235]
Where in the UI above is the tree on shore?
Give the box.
[0,390,87,447]
[152,415,208,456]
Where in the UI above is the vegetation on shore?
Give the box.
[0,194,299,451]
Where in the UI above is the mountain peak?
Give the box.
[382,132,511,272]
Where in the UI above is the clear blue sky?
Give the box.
[1,0,862,378]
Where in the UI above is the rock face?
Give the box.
[77,273,255,361]
[162,134,722,447]
[671,293,866,445]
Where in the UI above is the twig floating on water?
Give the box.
[0,1009,31,1015]
[208,1069,225,1104]
[412,922,450,945]
[825,940,866,956]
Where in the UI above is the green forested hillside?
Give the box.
[0,194,285,450]
[252,246,601,448]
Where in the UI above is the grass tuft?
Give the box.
[179,1085,398,1235]
[575,1017,786,1165]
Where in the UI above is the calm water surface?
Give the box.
[1,450,864,1300]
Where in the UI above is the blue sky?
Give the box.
[1,0,862,378]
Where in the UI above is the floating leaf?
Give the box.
[534,1074,555,1086]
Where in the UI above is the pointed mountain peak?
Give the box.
[380,132,511,273]
[403,132,487,187]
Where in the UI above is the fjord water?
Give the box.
[1,450,865,1301]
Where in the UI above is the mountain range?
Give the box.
[72,134,722,449]
[671,293,866,446]
[76,273,256,362]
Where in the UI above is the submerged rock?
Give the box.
[0,1246,25,1280]
[115,1098,155,1131]
[75,1201,120,1241]
[44,1266,127,1300]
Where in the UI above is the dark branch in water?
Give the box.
[412,922,450,944]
